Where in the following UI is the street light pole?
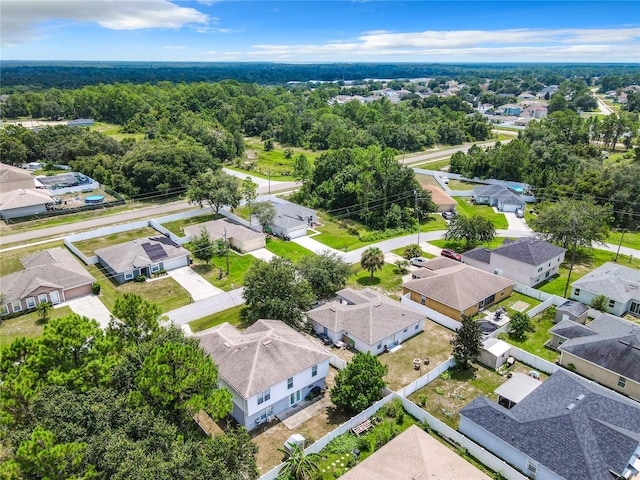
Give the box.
[614,229,626,262]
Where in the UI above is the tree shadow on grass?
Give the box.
[356,276,381,287]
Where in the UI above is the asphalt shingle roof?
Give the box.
[95,236,189,273]
[571,262,640,304]
[557,300,589,317]
[460,370,640,480]
[465,237,565,267]
[548,318,597,340]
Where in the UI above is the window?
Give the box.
[287,377,293,390]
[124,271,134,281]
[420,295,426,305]
[26,297,36,308]
[618,376,627,388]
[526,459,538,476]
[38,293,48,304]
[574,288,580,296]
[537,266,543,272]
[415,324,419,330]
[312,365,318,377]
[0,304,8,316]
[609,299,615,308]
[257,388,271,405]
[150,263,160,273]
[545,271,550,278]
[377,343,382,350]
[12,301,22,312]
[403,328,408,333]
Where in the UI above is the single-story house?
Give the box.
[0,188,55,219]
[477,338,512,370]
[340,424,491,480]
[196,320,331,431]
[554,300,589,324]
[0,162,36,193]
[305,288,425,354]
[403,257,513,321]
[463,237,566,287]
[95,236,190,284]
[460,369,640,480]
[183,218,265,253]
[422,185,456,212]
[258,196,317,240]
[550,313,640,400]
[1,247,95,316]
[473,184,524,212]
[570,262,640,317]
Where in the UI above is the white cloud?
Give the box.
[1,0,209,46]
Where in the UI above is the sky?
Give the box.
[1,1,639,63]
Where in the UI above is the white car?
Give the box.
[442,176,449,184]
[410,257,429,267]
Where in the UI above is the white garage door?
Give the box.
[163,256,189,271]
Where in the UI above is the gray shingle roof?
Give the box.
[463,247,492,264]
[557,300,589,317]
[465,237,565,266]
[460,370,640,480]
[548,318,597,340]
[306,288,424,346]
[558,313,640,383]
[196,320,331,398]
[95,236,189,273]
[474,185,525,207]
[1,247,94,304]
[571,262,640,304]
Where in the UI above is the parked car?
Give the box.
[410,256,429,267]
[515,208,524,218]
[441,210,456,220]
[317,333,332,346]
[442,176,449,184]
[440,248,462,261]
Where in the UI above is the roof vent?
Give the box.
[223,342,231,348]
[329,307,335,312]
[262,340,272,346]
[576,394,585,401]
[567,403,576,410]
[374,303,381,307]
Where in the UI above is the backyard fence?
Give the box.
[508,346,559,375]
[329,356,346,370]
[400,294,461,331]
[396,357,456,398]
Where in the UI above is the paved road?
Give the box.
[399,138,514,165]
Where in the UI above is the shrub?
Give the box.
[134,275,146,283]
[373,420,397,449]
[417,393,428,406]
[379,398,404,419]
[326,434,358,454]
[435,387,445,395]
[92,283,101,295]
[439,369,452,380]
[356,436,371,452]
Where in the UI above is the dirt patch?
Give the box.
[415,174,441,189]
[511,300,530,312]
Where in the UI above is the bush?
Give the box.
[92,283,101,295]
[378,398,404,420]
[356,436,371,452]
[439,369,452,380]
[134,275,146,283]
[326,434,359,454]
[373,420,397,449]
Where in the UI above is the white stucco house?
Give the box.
[305,288,425,354]
[463,237,566,287]
[196,320,331,431]
[472,185,524,213]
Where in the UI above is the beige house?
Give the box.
[403,257,513,321]
[0,163,36,193]
[1,247,95,316]
[183,218,265,253]
[550,313,640,401]
[423,185,456,212]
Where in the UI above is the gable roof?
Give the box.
[557,300,589,317]
[423,185,456,206]
[196,320,331,398]
[340,425,490,480]
[549,318,597,340]
[306,288,424,346]
[460,370,640,480]
[465,237,566,266]
[95,236,189,273]
[473,184,524,206]
[0,162,34,184]
[571,262,640,304]
[183,218,264,243]
[0,188,53,210]
[558,313,640,383]
[1,247,94,303]
[403,258,513,311]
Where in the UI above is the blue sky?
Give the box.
[2,1,639,63]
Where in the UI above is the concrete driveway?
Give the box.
[168,266,222,301]
[249,248,278,262]
[63,294,112,329]
[504,211,531,232]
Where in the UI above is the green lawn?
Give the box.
[87,265,191,312]
[413,158,450,170]
[347,263,404,296]
[73,226,159,256]
[538,247,640,297]
[430,236,511,253]
[0,306,73,348]
[454,198,509,229]
[0,240,65,275]
[162,212,217,236]
[390,246,435,259]
[420,214,447,232]
[264,237,314,263]
[188,306,246,333]
[500,307,559,363]
[192,252,255,291]
[607,230,640,250]
[488,291,542,317]
[446,179,477,190]
[90,122,145,141]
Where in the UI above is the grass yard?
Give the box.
[188,306,246,333]
[488,291,542,317]
[380,319,456,392]
[409,362,547,429]
[90,122,145,141]
[87,264,191,312]
[0,240,65,275]
[454,198,509,229]
[538,247,640,297]
[347,263,405,297]
[312,216,375,252]
[162,212,217,236]
[73,226,160,256]
[607,230,640,250]
[265,237,314,263]
[430,236,511,253]
[192,253,256,291]
[0,306,74,348]
[413,158,450,170]
[421,214,447,232]
[499,307,560,363]
[390,246,435,259]
[446,179,477,190]
[414,174,441,188]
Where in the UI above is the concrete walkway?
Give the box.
[62,294,112,329]
[279,396,328,430]
[167,266,222,301]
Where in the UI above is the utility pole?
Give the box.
[268,169,271,195]
[414,190,420,245]
[223,228,229,274]
[614,228,626,262]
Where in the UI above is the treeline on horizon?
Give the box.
[2,61,640,91]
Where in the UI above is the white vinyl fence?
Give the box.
[401,294,462,331]
[397,357,456,398]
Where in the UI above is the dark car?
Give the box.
[317,333,332,346]
[441,248,462,262]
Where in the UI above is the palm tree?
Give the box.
[36,301,52,323]
[277,443,320,480]
[360,247,384,278]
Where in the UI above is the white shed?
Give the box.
[477,338,511,370]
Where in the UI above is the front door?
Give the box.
[289,390,301,406]
[49,291,60,304]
